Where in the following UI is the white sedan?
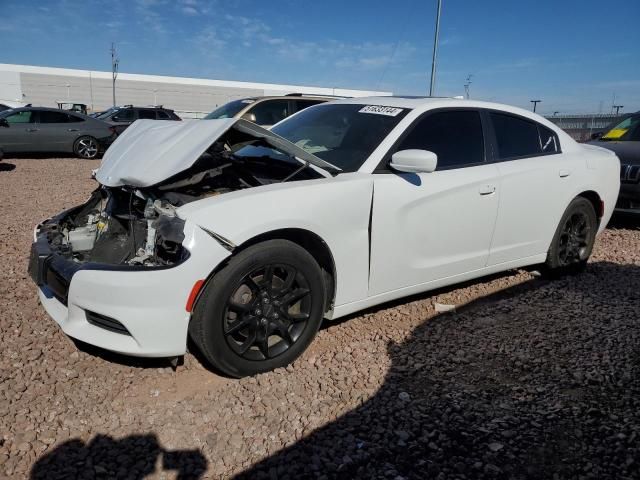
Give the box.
[29,97,620,377]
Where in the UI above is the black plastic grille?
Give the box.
[620,165,640,184]
[85,310,131,335]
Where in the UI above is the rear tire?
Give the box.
[73,136,99,159]
[541,197,597,278]
[189,239,326,377]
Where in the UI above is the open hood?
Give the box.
[96,118,339,188]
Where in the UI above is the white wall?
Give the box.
[0,64,392,116]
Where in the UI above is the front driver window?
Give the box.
[397,110,485,169]
[6,111,34,124]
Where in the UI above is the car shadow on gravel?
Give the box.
[236,261,640,480]
[30,433,207,479]
[0,162,16,171]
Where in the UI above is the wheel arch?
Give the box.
[195,227,337,316]
[236,228,337,313]
[576,190,604,222]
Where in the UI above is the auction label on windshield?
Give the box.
[359,105,404,116]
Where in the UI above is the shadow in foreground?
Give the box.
[30,433,207,479]
[238,261,640,479]
[0,162,16,171]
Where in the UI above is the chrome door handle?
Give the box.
[25,128,39,132]
[559,169,571,178]
[478,185,496,195]
[67,128,79,132]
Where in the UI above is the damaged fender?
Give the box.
[178,173,374,310]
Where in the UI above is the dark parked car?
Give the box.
[0,104,13,112]
[0,107,116,159]
[590,112,640,213]
[96,105,181,134]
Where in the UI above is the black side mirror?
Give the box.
[591,131,603,140]
[0,118,8,127]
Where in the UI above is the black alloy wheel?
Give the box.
[557,211,591,266]
[189,239,326,377]
[542,196,597,277]
[223,264,312,361]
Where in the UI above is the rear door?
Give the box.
[485,111,581,265]
[0,110,38,152]
[36,110,81,152]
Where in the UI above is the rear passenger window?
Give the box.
[490,112,543,159]
[248,100,290,126]
[157,110,170,120]
[39,111,70,123]
[294,100,324,112]
[538,125,559,153]
[397,110,485,169]
[138,110,156,119]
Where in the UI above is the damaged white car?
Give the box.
[29,97,620,377]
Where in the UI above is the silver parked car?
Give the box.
[0,107,116,159]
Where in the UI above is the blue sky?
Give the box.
[1,0,639,114]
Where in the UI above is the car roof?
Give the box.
[332,96,563,127]
[243,95,337,102]
[10,106,84,114]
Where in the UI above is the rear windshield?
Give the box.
[271,103,409,172]
[205,99,254,120]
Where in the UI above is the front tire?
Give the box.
[542,197,597,278]
[73,136,99,159]
[189,239,326,377]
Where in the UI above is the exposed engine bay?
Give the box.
[41,131,324,268]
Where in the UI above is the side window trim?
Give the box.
[484,108,562,162]
[374,107,488,173]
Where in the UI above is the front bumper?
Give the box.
[30,221,230,357]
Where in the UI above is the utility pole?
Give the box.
[463,74,472,99]
[530,99,541,113]
[613,105,624,115]
[429,0,442,97]
[111,42,119,107]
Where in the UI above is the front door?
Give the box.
[369,109,500,296]
[0,110,37,152]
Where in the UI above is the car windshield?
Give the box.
[204,99,254,120]
[270,103,409,172]
[95,107,120,119]
[601,115,640,141]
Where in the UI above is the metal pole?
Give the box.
[89,71,94,112]
[429,0,442,97]
[530,99,541,112]
[111,42,119,107]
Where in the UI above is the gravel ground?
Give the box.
[1,158,639,479]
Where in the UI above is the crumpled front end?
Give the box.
[30,210,230,357]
